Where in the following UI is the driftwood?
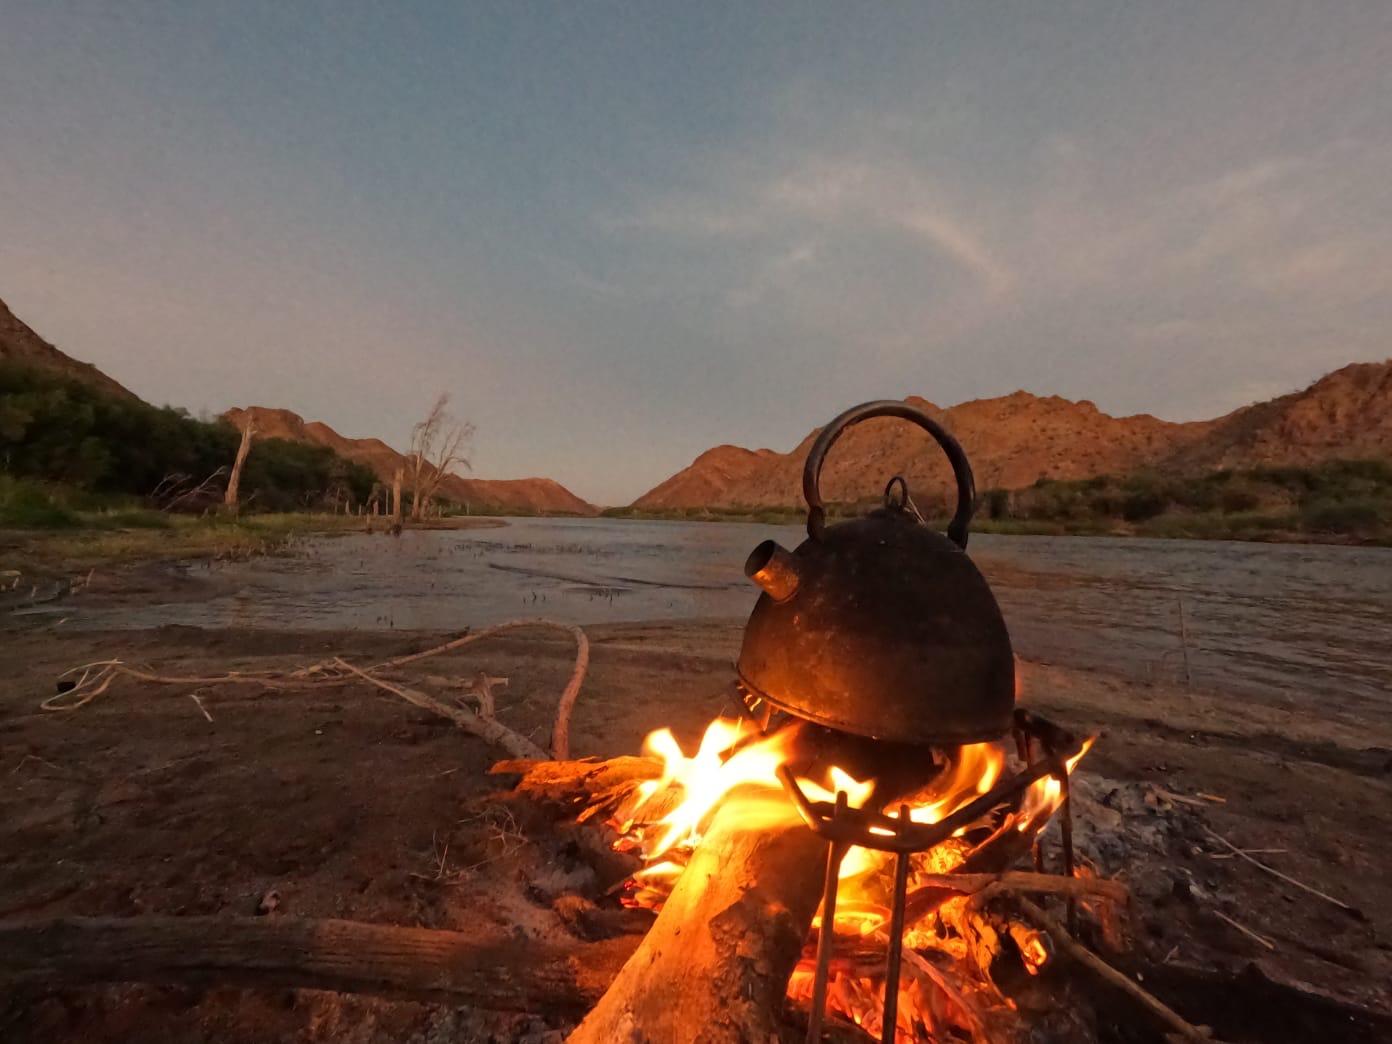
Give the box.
[0,915,637,1015]
[334,657,547,760]
[567,797,827,1044]
[44,619,591,762]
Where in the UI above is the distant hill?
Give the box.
[224,406,597,516]
[0,296,137,401]
[632,362,1392,511]
[1164,362,1392,472]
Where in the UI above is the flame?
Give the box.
[601,716,1094,1042]
[1017,737,1094,830]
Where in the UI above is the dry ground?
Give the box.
[1,615,1389,1042]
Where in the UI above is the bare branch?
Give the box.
[405,394,475,521]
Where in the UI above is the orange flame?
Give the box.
[604,716,1094,1042]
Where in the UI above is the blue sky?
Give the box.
[2,2,1389,504]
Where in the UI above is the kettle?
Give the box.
[737,400,1015,746]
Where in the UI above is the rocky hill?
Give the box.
[224,406,596,516]
[0,296,137,400]
[632,362,1392,511]
[1164,362,1392,472]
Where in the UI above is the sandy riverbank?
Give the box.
[1,612,1389,1041]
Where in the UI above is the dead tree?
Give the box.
[407,393,474,521]
[223,417,257,512]
[391,467,404,532]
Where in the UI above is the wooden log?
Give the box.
[491,756,662,807]
[567,796,827,1044]
[0,915,637,1016]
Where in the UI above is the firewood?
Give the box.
[567,797,828,1044]
[491,756,662,808]
[1016,899,1213,1043]
[0,915,637,1015]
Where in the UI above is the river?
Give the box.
[79,517,1391,717]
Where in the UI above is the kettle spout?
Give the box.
[744,540,801,602]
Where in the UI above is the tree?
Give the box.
[223,417,257,511]
[407,394,474,521]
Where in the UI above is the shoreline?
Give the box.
[0,513,510,587]
[599,508,1392,546]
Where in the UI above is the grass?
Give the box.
[22,512,365,564]
[0,477,368,570]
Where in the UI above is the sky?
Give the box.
[2,2,1390,505]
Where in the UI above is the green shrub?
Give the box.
[1301,497,1388,534]
[0,362,375,513]
[1121,490,1168,522]
[0,476,78,528]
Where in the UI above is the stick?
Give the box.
[1203,827,1359,916]
[1177,597,1193,688]
[374,618,590,759]
[0,915,635,1015]
[1152,787,1208,808]
[46,619,590,759]
[189,694,214,723]
[921,870,1128,905]
[1211,909,1275,951]
[1017,899,1211,1042]
[333,658,547,760]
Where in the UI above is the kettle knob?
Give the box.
[802,400,976,548]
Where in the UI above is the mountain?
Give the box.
[632,362,1392,511]
[1163,362,1392,471]
[0,297,138,401]
[223,406,597,516]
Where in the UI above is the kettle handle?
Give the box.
[802,400,976,548]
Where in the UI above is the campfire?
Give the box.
[561,402,1143,1043]
[571,703,1102,1043]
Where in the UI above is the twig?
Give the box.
[374,618,589,759]
[1203,827,1360,916]
[1017,898,1212,1042]
[333,658,546,760]
[1211,909,1275,951]
[1177,596,1193,688]
[1211,848,1286,859]
[45,620,589,760]
[10,754,64,776]
[1152,788,1211,809]
[189,694,214,723]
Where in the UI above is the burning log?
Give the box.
[567,796,827,1044]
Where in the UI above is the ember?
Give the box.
[599,712,1096,1042]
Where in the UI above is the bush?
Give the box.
[1121,490,1168,522]
[1301,497,1387,535]
[0,476,78,528]
[1218,487,1261,513]
[0,363,375,513]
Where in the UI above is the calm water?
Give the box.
[78,518,1391,715]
